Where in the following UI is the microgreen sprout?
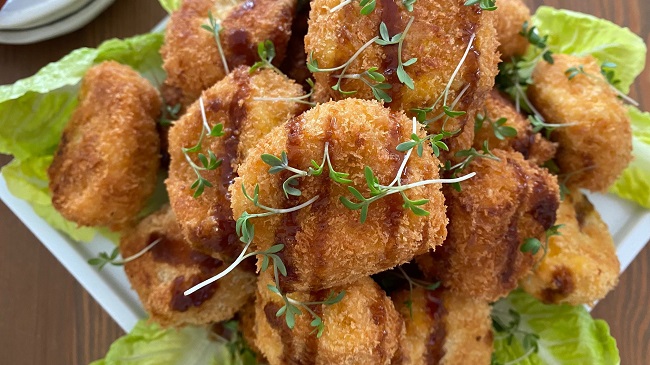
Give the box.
[88,238,162,270]
[330,0,376,14]
[464,0,497,11]
[491,308,540,364]
[520,224,564,267]
[444,140,499,191]
[564,63,639,106]
[201,10,229,74]
[600,61,620,87]
[396,131,450,157]
[519,21,554,65]
[253,79,317,106]
[250,40,282,74]
[159,103,181,126]
[397,266,440,318]
[402,0,416,11]
[307,34,379,76]
[396,17,417,89]
[182,98,225,198]
[332,67,393,102]
[474,113,518,140]
[262,142,351,198]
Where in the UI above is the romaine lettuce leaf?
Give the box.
[532,6,647,94]
[0,33,165,241]
[90,320,256,365]
[610,107,650,208]
[158,0,182,13]
[492,290,620,365]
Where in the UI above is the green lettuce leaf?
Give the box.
[0,33,165,241]
[492,290,620,365]
[90,320,256,365]
[158,0,182,13]
[609,107,650,208]
[532,6,647,94]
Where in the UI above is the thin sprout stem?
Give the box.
[380,172,476,190]
[184,240,253,295]
[515,84,545,122]
[318,36,379,73]
[211,25,230,74]
[425,83,471,125]
[613,87,640,106]
[199,97,210,132]
[254,195,320,215]
[387,117,418,187]
[112,238,162,265]
[443,33,476,106]
[397,17,415,67]
[330,0,352,12]
[183,151,209,172]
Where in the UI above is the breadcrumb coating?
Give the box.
[166,67,307,260]
[520,190,620,306]
[391,287,493,365]
[162,0,296,106]
[474,90,557,165]
[305,0,499,159]
[48,61,161,231]
[120,205,256,327]
[528,54,633,192]
[493,0,530,60]
[231,98,448,292]
[417,149,560,302]
[255,274,404,365]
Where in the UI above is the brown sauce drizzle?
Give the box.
[264,302,299,363]
[541,266,575,303]
[424,288,448,364]
[369,297,390,362]
[223,1,258,67]
[148,233,224,312]
[499,159,527,288]
[574,195,594,230]
[529,179,559,230]
[379,0,404,105]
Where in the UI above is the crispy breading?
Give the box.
[230,99,448,292]
[528,54,633,192]
[255,274,404,365]
[120,205,256,327]
[305,0,499,159]
[417,149,560,302]
[391,288,493,365]
[166,67,307,260]
[162,0,296,106]
[520,190,620,306]
[238,300,264,358]
[48,61,161,231]
[474,90,557,165]
[493,0,530,60]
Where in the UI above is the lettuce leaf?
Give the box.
[492,290,620,365]
[0,33,165,241]
[158,0,182,13]
[609,107,650,208]
[532,6,647,94]
[90,320,256,365]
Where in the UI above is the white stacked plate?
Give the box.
[0,0,115,44]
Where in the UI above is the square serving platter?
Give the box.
[1,172,650,332]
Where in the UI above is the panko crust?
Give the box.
[120,205,256,327]
[166,67,307,260]
[162,0,296,106]
[528,54,633,192]
[418,149,560,302]
[521,190,620,306]
[391,288,493,365]
[474,90,557,165]
[305,0,499,159]
[493,0,530,60]
[48,61,161,231]
[255,275,404,365]
[231,98,448,292]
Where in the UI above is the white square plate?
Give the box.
[1,173,649,332]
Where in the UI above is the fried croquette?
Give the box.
[230,98,448,292]
[166,67,307,260]
[255,275,404,365]
[162,0,297,106]
[417,149,560,302]
[520,190,620,305]
[305,0,499,158]
[120,205,256,327]
[493,0,530,60]
[474,90,557,165]
[48,61,161,231]
[391,287,493,365]
[528,54,633,192]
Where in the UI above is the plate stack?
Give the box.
[0,0,115,44]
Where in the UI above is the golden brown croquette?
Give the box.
[48,61,161,231]
[231,98,448,292]
[493,0,531,60]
